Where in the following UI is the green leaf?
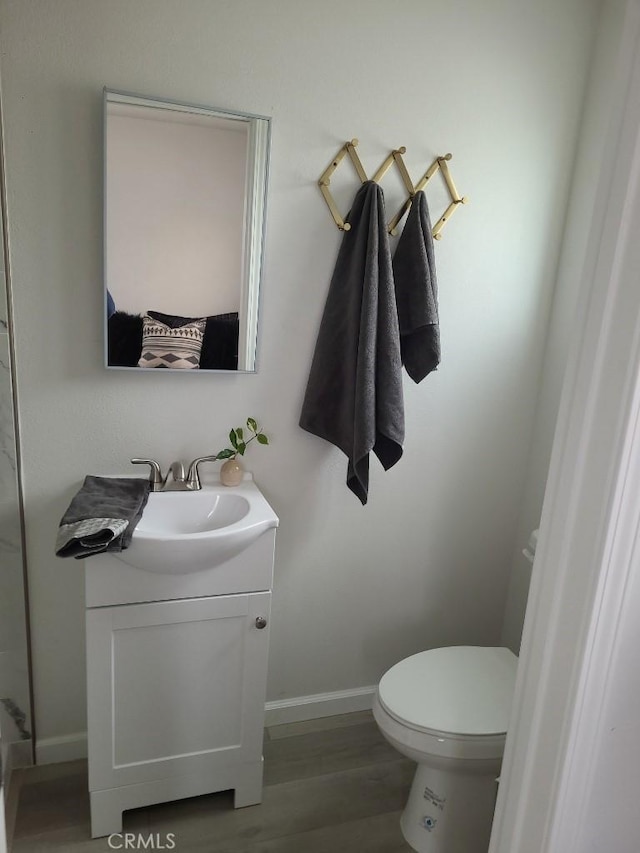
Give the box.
[256,433,269,445]
[236,427,244,441]
[247,417,258,432]
[216,448,235,460]
[230,429,238,449]
[237,442,247,456]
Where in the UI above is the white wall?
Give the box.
[550,11,640,845]
[501,0,626,653]
[490,8,640,845]
[107,108,246,317]
[0,0,598,749]
[573,514,640,853]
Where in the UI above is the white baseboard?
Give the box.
[35,687,377,765]
[264,685,376,727]
[1,739,33,787]
[0,741,8,787]
[8,740,32,770]
[4,761,30,849]
[35,732,88,765]
[2,737,33,847]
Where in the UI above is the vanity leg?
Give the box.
[90,790,123,838]
[233,758,264,808]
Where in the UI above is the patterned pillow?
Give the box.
[137,314,206,369]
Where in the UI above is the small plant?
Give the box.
[215,417,269,461]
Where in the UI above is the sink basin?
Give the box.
[115,480,278,574]
[137,492,250,535]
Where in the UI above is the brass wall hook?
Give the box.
[371,147,406,183]
[387,151,468,239]
[432,194,469,240]
[318,142,468,239]
[318,139,368,231]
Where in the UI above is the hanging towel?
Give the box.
[55,476,150,559]
[392,189,440,383]
[300,180,404,504]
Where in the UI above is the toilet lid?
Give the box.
[377,646,518,737]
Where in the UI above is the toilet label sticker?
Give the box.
[423,786,446,812]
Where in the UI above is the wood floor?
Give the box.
[9,712,415,852]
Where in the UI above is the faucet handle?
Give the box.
[131,458,164,490]
[186,455,219,490]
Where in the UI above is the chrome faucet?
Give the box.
[131,458,195,491]
[186,455,219,490]
[166,460,193,491]
[131,456,220,491]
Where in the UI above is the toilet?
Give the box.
[372,646,518,853]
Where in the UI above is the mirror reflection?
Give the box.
[104,90,270,372]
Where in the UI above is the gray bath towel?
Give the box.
[392,190,440,383]
[55,476,150,559]
[300,181,404,504]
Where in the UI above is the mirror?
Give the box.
[104,89,270,372]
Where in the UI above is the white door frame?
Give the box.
[490,2,640,850]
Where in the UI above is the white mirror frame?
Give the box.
[103,89,271,373]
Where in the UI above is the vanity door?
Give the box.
[86,591,271,792]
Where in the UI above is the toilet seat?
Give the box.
[372,695,508,763]
[377,646,518,738]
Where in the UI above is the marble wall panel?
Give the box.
[0,327,32,753]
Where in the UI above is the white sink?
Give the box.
[115,480,278,574]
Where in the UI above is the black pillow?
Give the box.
[201,314,239,370]
[146,310,200,329]
[108,311,144,366]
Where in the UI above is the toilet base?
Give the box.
[400,762,499,853]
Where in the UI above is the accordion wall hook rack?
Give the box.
[318,139,468,240]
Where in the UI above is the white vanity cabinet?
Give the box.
[85,525,276,838]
